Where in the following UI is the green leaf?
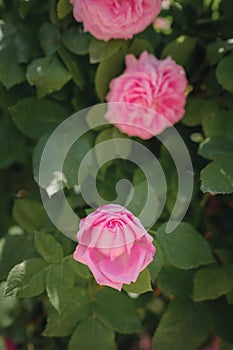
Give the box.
[12,31,32,64]
[62,28,91,56]
[157,265,194,299]
[211,299,233,344]
[227,291,233,304]
[0,233,38,280]
[38,23,60,56]
[32,134,52,186]
[46,263,76,313]
[0,117,27,169]
[206,41,233,66]
[94,127,131,172]
[69,317,116,350]
[58,46,85,88]
[157,223,214,269]
[43,287,90,337]
[200,154,233,194]
[26,56,71,98]
[199,136,233,160]
[148,240,164,281]
[0,22,25,88]
[93,288,142,334]
[5,258,47,297]
[193,262,233,301]
[33,131,93,192]
[95,48,125,101]
[85,104,109,131]
[127,180,148,216]
[220,340,233,350]
[67,257,90,279]
[57,0,72,19]
[0,282,20,328]
[126,179,160,220]
[182,98,218,127]
[127,38,154,56]
[64,133,95,188]
[123,268,152,294]
[54,232,75,256]
[161,35,197,71]
[60,258,79,287]
[89,38,125,64]
[220,0,233,19]
[34,231,63,264]
[13,199,48,232]
[216,53,233,94]
[152,299,211,350]
[202,111,233,139]
[17,0,37,19]
[0,336,7,350]
[10,97,67,140]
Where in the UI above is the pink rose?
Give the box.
[105,51,188,139]
[3,338,17,350]
[73,204,155,290]
[202,337,220,350]
[138,334,152,350]
[70,0,162,41]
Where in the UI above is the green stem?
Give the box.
[148,229,158,236]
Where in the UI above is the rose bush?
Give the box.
[70,0,162,41]
[105,51,188,138]
[73,204,155,290]
[0,0,233,349]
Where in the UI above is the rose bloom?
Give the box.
[202,337,220,350]
[105,51,188,139]
[69,0,162,41]
[73,204,155,290]
[3,338,17,350]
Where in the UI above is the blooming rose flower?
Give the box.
[202,337,220,350]
[73,204,155,290]
[3,338,17,350]
[138,334,152,350]
[69,0,162,41]
[105,51,188,139]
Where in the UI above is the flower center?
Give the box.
[106,219,123,230]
